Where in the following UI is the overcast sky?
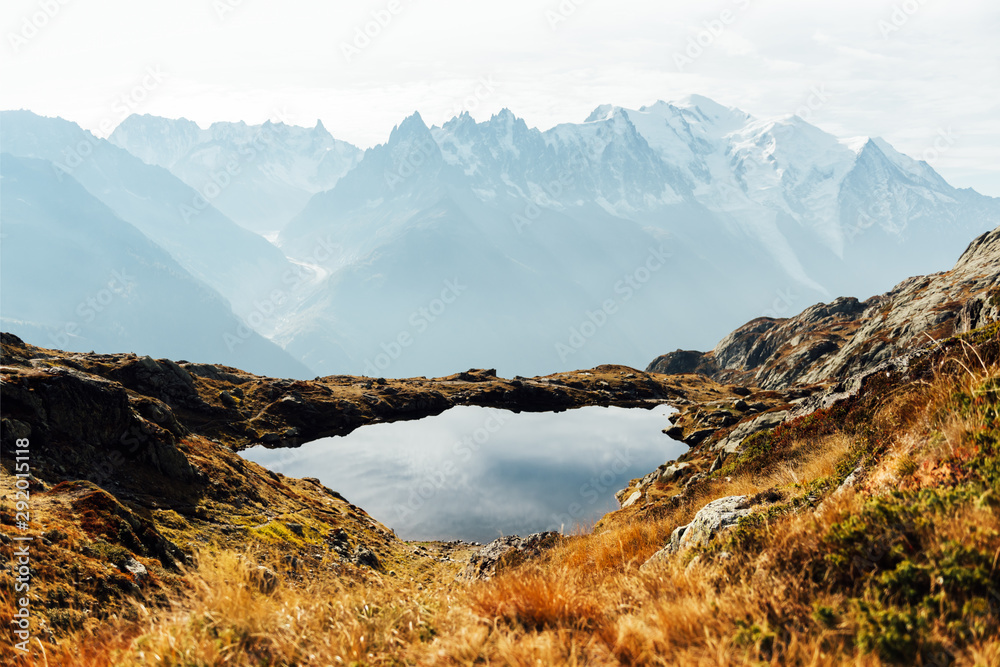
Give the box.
[2,0,997,195]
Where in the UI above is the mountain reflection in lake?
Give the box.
[241,404,681,543]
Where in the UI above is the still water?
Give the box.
[242,404,681,543]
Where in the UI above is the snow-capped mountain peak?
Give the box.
[584,104,618,123]
[108,113,362,233]
[312,118,330,134]
[671,93,752,128]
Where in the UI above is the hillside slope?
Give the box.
[0,111,296,325]
[0,332,758,663]
[3,323,998,664]
[648,225,1000,389]
[0,154,312,379]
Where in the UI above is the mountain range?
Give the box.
[108,115,362,235]
[2,96,998,378]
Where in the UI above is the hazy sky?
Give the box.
[2,0,997,195]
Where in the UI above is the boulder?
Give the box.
[122,556,148,583]
[457,532,561,581]
[684,429,715,446]
[641,495,753,571]
[713,410,789,454]
[618,461,696,505]
[659,462,692,483]
[646,349,715,375]
[0,363,198,483]
[663,426,684,440]
[620,490,642,508]
[352,546,381,570]
[219,390,239,409]
[250,565,279,594]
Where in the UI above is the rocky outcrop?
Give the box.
[458,532,562,581]
[712,410,790,454]
[0,333,412,632]
[647,226,1000,389]
[800,228,1000,383]
[612,387,798,509]
[641,495,755,570]
[1,359,198,484]
[1,334,735,452]
[644,350,714,376]
[617,462,694,507]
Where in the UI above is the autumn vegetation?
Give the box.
[3,327,1000,665]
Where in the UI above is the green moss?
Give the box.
[732,619,775,658]
[720,405,852,479]
[83,539,133,568]
[250,521,299,545]
[716,503,789,555]
[878,560,931,605]
[933,541,994,601]
[153,509,189,530]
[248,518,325,547]
[811,604,839,629]
[793,474,838,506]
[854,603,924,663]
[726,429,776,476]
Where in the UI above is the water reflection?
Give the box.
[242,404,680,543]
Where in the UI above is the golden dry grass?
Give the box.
[8,354,1000,666]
